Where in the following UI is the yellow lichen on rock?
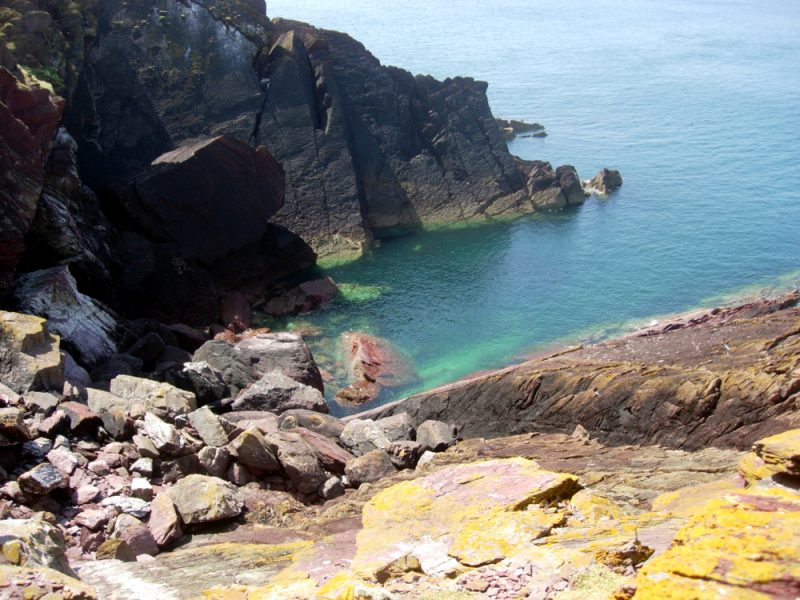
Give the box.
[632,487,800,599]
[0,564,97,599]
[316,572,392,600]
[738,428,800,483]
[351,458,580,580]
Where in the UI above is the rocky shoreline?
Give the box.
[1,0,798,598]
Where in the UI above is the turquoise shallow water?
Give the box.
[267,0,800,415]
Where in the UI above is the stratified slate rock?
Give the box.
[194,333,323,395]
[12,266,118,367]
[233,371,327,414]
[0,68,64,291]
[0,311,63,393]
[122,136,285,264]
[169,475,244,525]
[290,427,354,474]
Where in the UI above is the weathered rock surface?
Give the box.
[0,517,74,576]
[232,370,327,414]
[0,311,63,393]
[738,428,800,483]
[336,332,415,406]
[263,277,339,316]
[109,375,197,419]
[168,475,244,525]
[228,428,280,473]
[194,333,323,395]
[11,266,118,367]
[187,406,228,448]
[0,564,97,599]
[0,68,64,292]
[586,167,623,195]
[368,293,800,450]
[168,361,228,406]
[344,449,397,488]
[279,409,345,439]
[263,431,327,494]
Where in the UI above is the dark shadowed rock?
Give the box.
[12,266,118,367]
[168,361,228,406]
[233,371,328,414]
[344,449,397,487]
[121,137,284,265]
[0,68,64,291]
[263,277,339,316]
[0,407,29,445]
[194,333,323,395]
[58,401,101,435]
[555,165,586,205]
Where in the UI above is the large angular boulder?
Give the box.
[168,361,228,405]
[344,449,396,487]
[738,428,800,483]
[232,370,327,414]
[109,375,196,419]
[121,136,284,264]
[148,492,182,547]
[263,431,327,494]
[290,427,354,474]
[188,406,228,448]
[18,463,67,495]
[0,311,63,393]
[168,475,244,525]
[194,333,323,395]
[340,419,392,456]
[525,161,586,210]
[0,68,64,291]
[228,428,280,472]
[12,266,118,367]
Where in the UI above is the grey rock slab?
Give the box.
[101,496,151,518]
[416,420,457,452]
[143,412,185,456]
[339,418,391,456]
[110,375,196,420]
[188,406,228,447]
[228,428,280,472]
[168,474,243,525]
[232,370,327,415]
[18,463,67,495]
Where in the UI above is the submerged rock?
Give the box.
[336,332,415,406]
[263,277,339,316]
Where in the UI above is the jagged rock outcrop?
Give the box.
[12,266,118,367]
[366,293,800,450]
[0,68,63,293]
[0,311,63,393]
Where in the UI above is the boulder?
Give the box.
[12,266,118,367]
[18,464,66,495]
[340,419,391,456]
[100,496,150,519]
[188,406,228,447]
[22,391,59,416]
[586,168,623,195]
[228,428,281,472]
[555,165,586,205]
[290,427,354,475]
[319,476,345,500]
[58,401,101,435]
[344,450,397,487]
[194,332,323,395]
[148,492,182,547]
[375,413,415,443]
[63,352,92,388]
[738,428,800,484]
[232,370,328,414]
[0,68,64,291]
[0,407,29,445]
[198,446,231,479]
[263,277,339,316]
[0,516,74,576]
[336,333,414,406]
[278,409,345,439]
[122,136,284,264]
[46,446,79,476]
[0,311,63,393]
[142,412,184,456]
[385,440,425,470]
[416,420,457,452]
[168,361,228,405]
[220,411,279,436]
[112,514,159,556]
[168,475,244,525]
[109,375,196,419]
[263,431,327,494]
[95,538,136,562]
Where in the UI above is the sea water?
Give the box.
[267,0,800,414]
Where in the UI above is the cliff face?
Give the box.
[257,20,527,256]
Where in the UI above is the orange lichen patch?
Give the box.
[633,487,800,599]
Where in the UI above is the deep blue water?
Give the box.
[267,0,800,415]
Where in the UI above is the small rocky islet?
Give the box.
[0,0,798,599]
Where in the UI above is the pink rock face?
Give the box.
[148,493,182,547]
[335,333,415,406]
[290,427,354,474]
[0,68,64,291]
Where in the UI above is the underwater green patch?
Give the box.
[338,283,390,302]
